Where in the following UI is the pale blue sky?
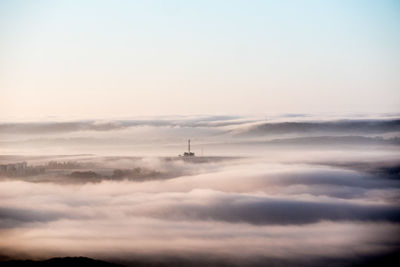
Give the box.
[1,0,399,118]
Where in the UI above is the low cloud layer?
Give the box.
[0,115,399,265]
[237,119,400,137]
[1,156,400,265]
[0,116,250,135]
[1,115,399,157]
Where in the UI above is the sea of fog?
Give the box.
[0,114,399,266]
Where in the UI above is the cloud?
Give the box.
[4,118,399,138]
[135,190,400,225]
[1,116,399,156]
[0,116,251,135]
[236,119,400,137]
[1,116,400,264]
[311,161,400,180]
[0,207,62,228]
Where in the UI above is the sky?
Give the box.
[0,0,399,119]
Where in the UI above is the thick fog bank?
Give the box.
[1,115,399,155]
[0,115,399,265]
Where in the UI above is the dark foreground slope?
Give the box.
[0,257,123,267]
[1,253,400,267]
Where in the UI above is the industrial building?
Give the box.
[180,139,195,157]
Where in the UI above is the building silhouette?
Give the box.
[180,139,195,157]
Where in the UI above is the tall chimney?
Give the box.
[188,139,191,153]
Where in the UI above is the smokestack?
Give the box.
[188,139,191,153]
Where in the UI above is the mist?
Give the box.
[0,115,399,266]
